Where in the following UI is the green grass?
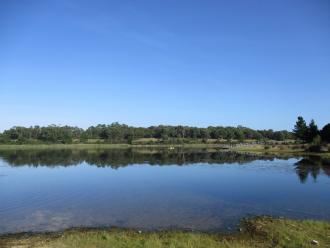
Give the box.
[1,143,329,157]
[0,143,132,150]
[1,142,329,158]
[233,144,330,157]
[0,143,228,150]
[1,217,329,248]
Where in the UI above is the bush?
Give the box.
[311,135,321,145]
[308,145,321,153]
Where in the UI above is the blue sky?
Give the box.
[0,0,329,131]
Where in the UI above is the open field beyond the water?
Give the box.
[1,217,329,248]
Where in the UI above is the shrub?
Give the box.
[311,135,321,145]
[308,145,321,152]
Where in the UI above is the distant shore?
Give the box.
[0,143,225,150]
[1,217,329,248]
[0,143,329,156]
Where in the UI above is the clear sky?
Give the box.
[0,0,329,131]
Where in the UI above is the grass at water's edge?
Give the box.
[0,143,226,150]
[1,217,329,248]
[0,143,329,157]
[232,144,330,157]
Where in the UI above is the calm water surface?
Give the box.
[0,149,329,234]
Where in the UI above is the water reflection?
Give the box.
[0,148,295,168]
[1,149,329,183]
[295,157,330,183]
[0,149,329,234]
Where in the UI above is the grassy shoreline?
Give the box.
[0,143,329,157]
[1,217,329,248]
[232,144,330,157]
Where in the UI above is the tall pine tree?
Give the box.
[293,116,308,142]
[307,119,319,142]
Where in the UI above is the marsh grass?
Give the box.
[0,143,228,151]
[233,144,330,157]
[1,217,329,248]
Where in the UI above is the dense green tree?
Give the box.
[99,128,110,140]
[293,116,308,142]
[307,119,319,143]
[272,132,285,141]
[321,124,330,143]
[175,126,185,138]
[200,128,209,142]
[0,121,304,144]
[235,128,244,141]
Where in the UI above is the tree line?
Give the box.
[0,117,328,145]
[0,123,294,144]
[293,116,330,144]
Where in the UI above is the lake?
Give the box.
[0,148,329,234]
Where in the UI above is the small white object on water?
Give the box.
[311,240,319,245]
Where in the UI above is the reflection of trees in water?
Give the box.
[0,149,85,167]
[0,148,294,168]
[2,149,329,183]
[294,157,330,183]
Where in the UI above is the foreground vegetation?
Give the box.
[1,217,329,248]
